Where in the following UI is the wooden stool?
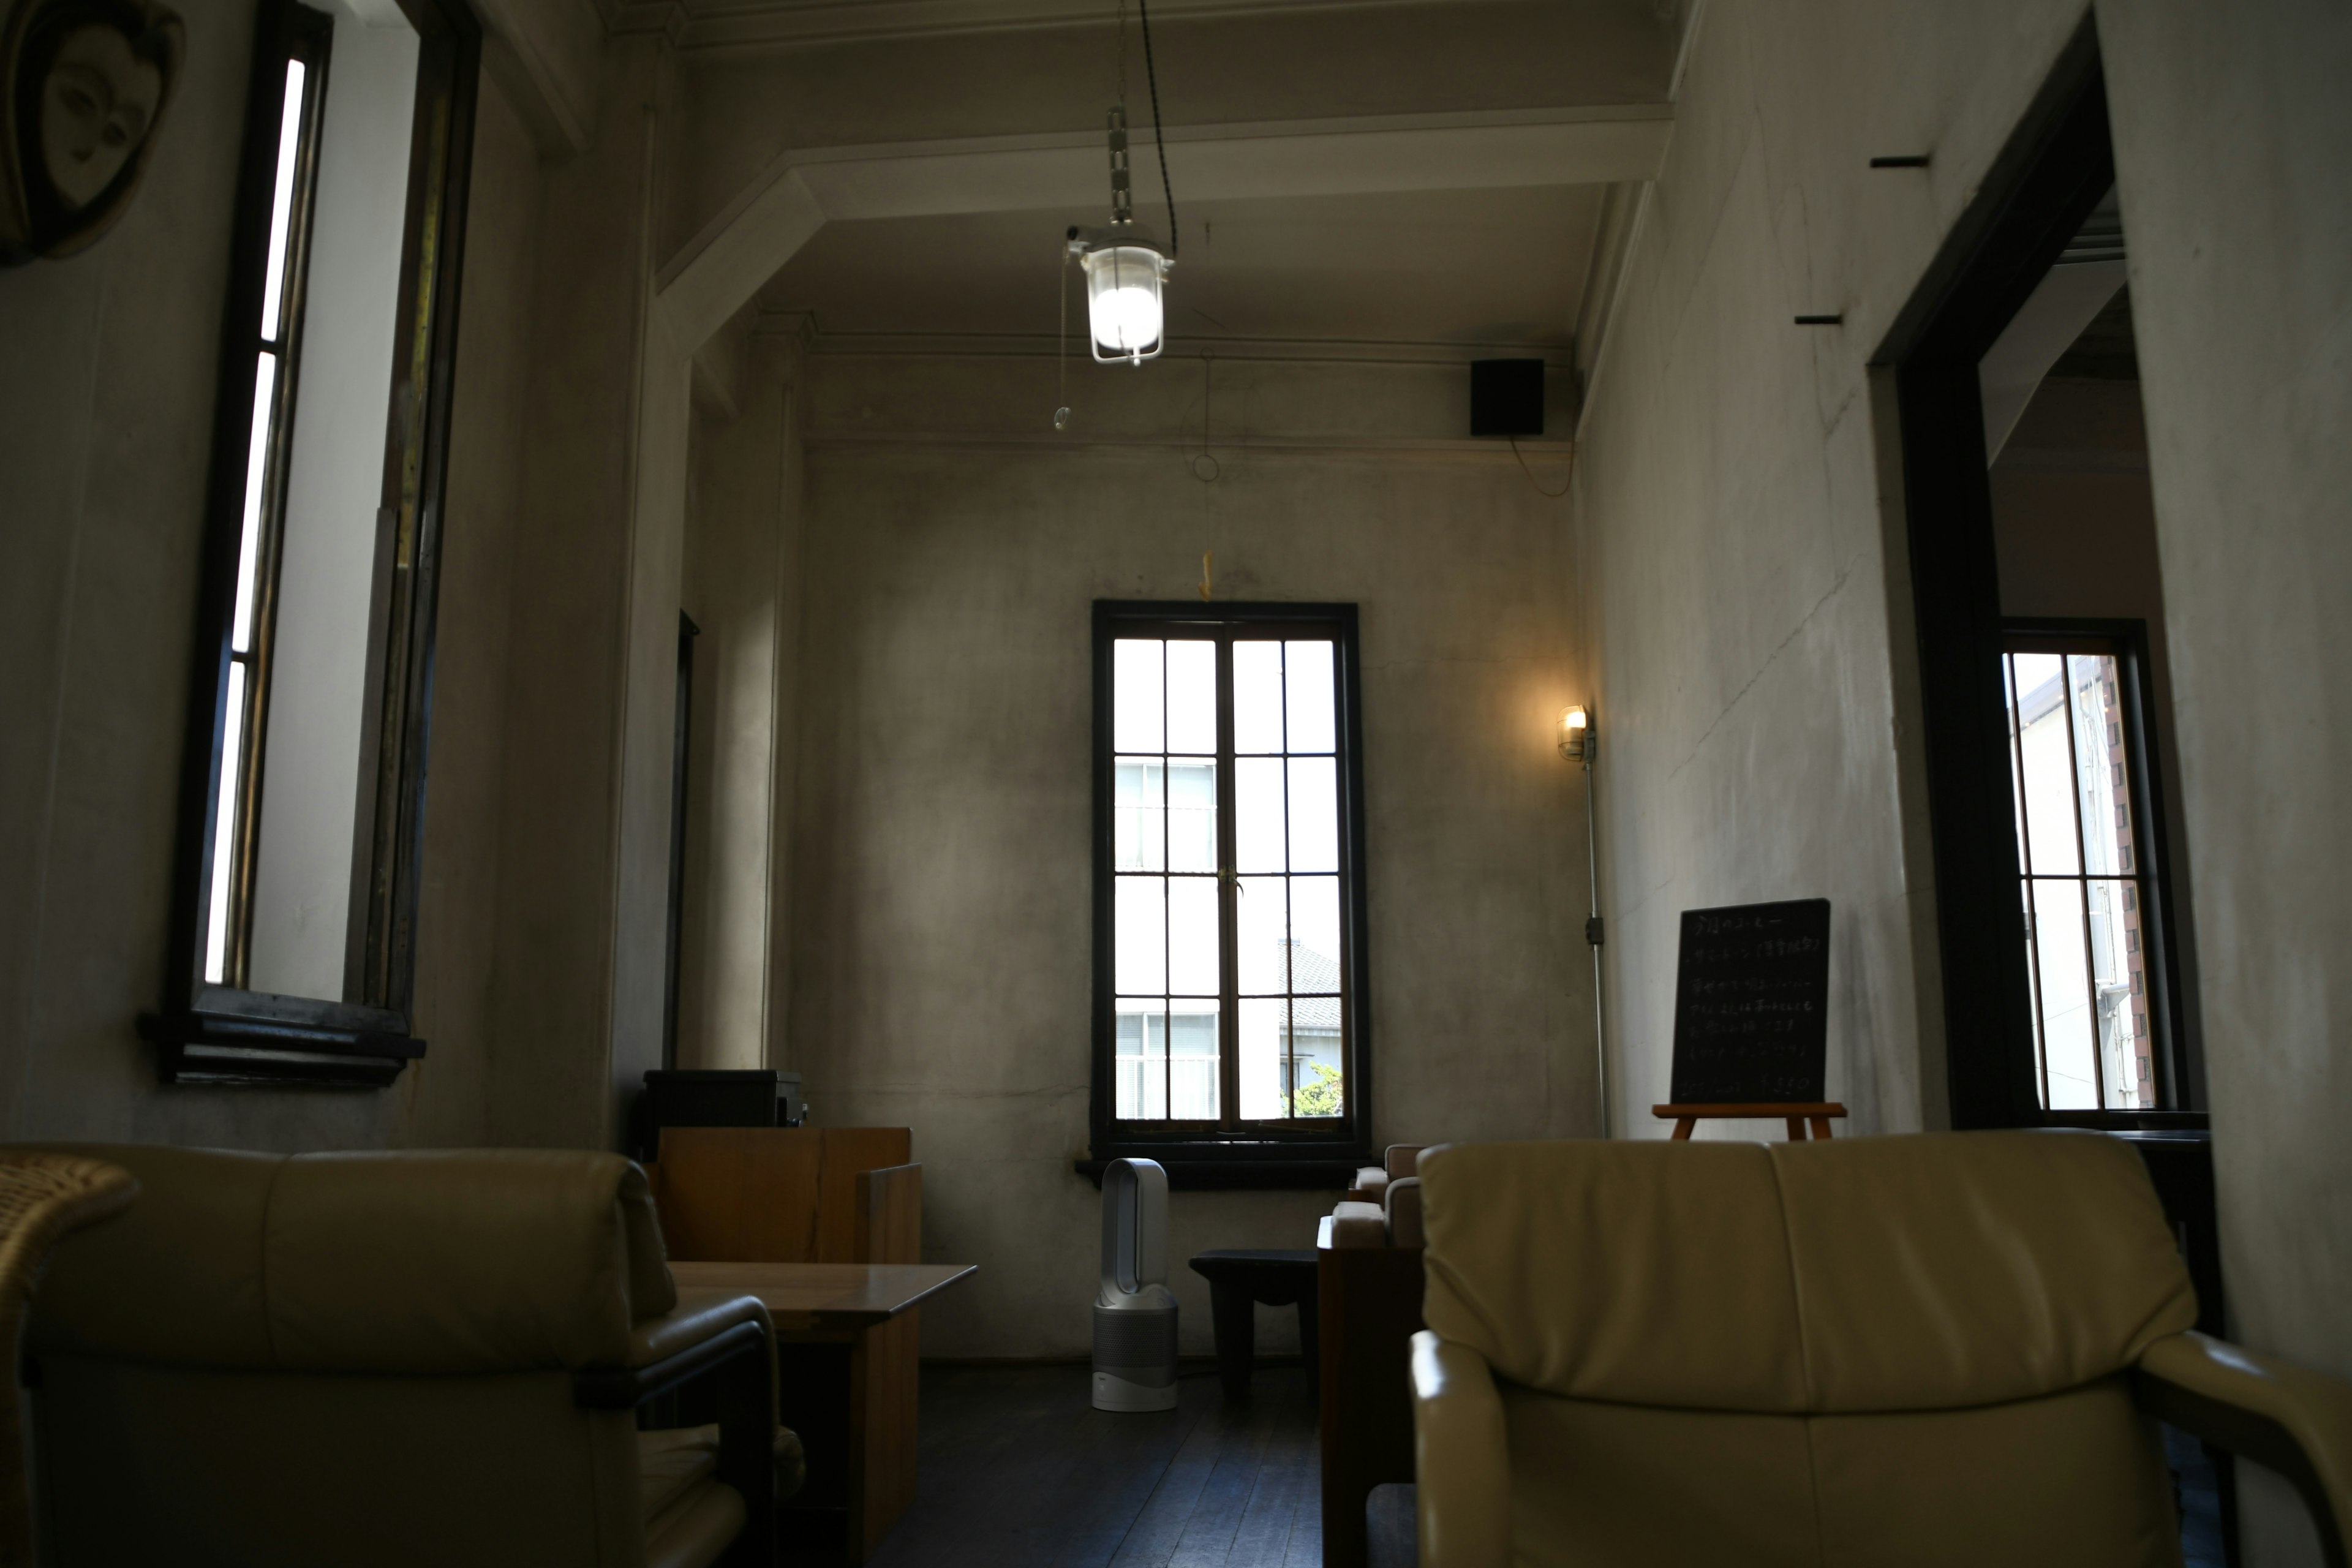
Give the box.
[1187,1249,1319,1405]
[1654,1102,1849,1140]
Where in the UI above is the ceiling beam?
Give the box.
[656,104,1672,350]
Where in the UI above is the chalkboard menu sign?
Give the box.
[1668,899,1831,1104]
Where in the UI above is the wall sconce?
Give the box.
[1558,699,1607,1136]
[1559,704,1594,763]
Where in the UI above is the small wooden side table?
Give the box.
[1186,1248,1319,1405]
[673,1261,975,1566]
[1653,1102,1849,1141]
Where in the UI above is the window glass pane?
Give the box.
[1169,1005,1219,1120]
[2011,654,2081,875]
[1289,876,1342,992]
[1166,760,1216,872]
[1167,875,1219,997]
[1286,756,1339,873]
[1113,639,1164,753]
[1115,1001,1167,1120]
[1239,998,1287,1119]
[2087,876,2152,1110]
[1166,639,1216,755]
[2071,655,2133,876]
[1236,875,1287,995]
[2032,879,2098,1109]
[259,60,307,340]
[232,352,279,653]
[1114,875,1166,994]
[1233,641,1284,753]
[1114,758,1161,872]
[1288,994,1344,1117]
[2085,877,2125,989]
[2003,655,2030,873]
[2021,879,2048,1101]
[1284,640,1335,753]
[1235,758,1286,873]
[205,661,248,984]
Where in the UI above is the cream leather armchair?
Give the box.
[1409,1133,2352,1568]
[17,1143,799,1568]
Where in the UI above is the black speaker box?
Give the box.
[630,1068,805,1161]
[1471,358,1546,437]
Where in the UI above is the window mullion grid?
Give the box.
[1277,642,1295,1121]
[224,39,325,990]
[233,327,297,987]
[1332,650,1351,1131]
[1215,634,1240,1129]
[1158,655,1173,1122]
[2107,668,2156,1106]
[2007,654,2052,1109]
[2057,659,2107,1109]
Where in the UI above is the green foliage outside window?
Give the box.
[1292,1063,1344,1118]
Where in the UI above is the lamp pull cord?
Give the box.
[1055,235,1072,431]
[1139,0,1176,257]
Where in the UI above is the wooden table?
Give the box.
[1186,1249,1317,1406]
[675,1262,976,1565]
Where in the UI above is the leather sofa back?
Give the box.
[1495,1376,2177,1566]
[1420,1131,2195,1414]
[21,1144,677,1373]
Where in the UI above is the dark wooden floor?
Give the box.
[780,1363,2224,1568]
[784,1363,1413,1568]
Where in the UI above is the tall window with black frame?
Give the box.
[2001,628,2179,1110]
[1094,604,1367,1152]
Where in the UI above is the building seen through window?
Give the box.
[2003,639,2166,1109]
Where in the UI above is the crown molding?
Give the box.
[801,428,1576,460]
[769,323,1574,368]
[660,0,1533,54]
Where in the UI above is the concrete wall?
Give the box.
[786,350,1591,1357]
[407,72,551,1145]
[0,0,551,1150]
[481,39,670,1152]
[1573,0,2095,1142]
[1581,1,2348,1550]
[2100,2,2352,1559]
[677,336,807,1073]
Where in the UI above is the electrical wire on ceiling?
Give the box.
[1053,0,1182,424]
[1192,351,1218,481]
[1138,0,1177,257]
[1510,437,1574,499]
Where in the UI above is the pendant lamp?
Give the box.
[1063,2,1178,375]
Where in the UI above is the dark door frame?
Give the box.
[1876,32,2231,1554]
[1874,18,2125,1131]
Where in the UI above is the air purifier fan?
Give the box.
[1092,1157,1178,1411]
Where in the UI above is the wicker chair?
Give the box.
[0,1154,138,1567]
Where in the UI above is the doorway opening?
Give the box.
[1879,21,2226,1563]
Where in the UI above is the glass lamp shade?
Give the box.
[1081,241,1170,363]
[1559,704,1592,761]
